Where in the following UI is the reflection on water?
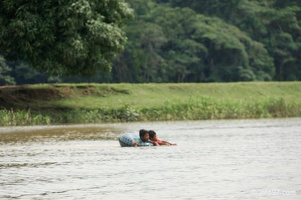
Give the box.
[0,125,122,143]
[0,119,301,199]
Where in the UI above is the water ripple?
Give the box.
[0,119,301,199]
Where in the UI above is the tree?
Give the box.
[123,22,166,82]
[156,0,300,81]
[8,61,52,84]
[147,6,274,82]
[262,6,301,80]
[115,2,275,83]
[0,56,15,85]
[113,0,168,82]
[0,0,133,76]
[152,7,208,82]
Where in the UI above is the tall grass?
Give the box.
[1,95,300,126]
[0,109,51,126]
[47,97,301,123]
[139,95,300,121]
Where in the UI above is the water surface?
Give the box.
[1,119,301,199]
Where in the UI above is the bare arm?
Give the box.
[161,140,176,145]
[150,141,159,146]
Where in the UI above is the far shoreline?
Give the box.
[0,82,300,126]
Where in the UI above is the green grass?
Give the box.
[0,109,51,126]
[34,82,301,108]
[0,82,300,126]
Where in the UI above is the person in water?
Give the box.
[133,129,159,147]
[149,130,176,146]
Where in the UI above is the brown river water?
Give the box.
[0,119,301,200]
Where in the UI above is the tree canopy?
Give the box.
[151,0,301,81]
[0,0,133,76]
[112,0,277,82]
[1,0,300,84]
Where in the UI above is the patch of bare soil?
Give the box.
[0,87,63,108]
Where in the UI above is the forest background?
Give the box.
[1,0,301,85]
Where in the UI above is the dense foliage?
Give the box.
[0,56,15,85]
[0,0,300,84]
[0,0,133,78]
[113,0,301,82]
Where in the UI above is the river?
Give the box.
[0,118,300,199]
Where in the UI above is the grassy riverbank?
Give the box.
[0,82,300,126]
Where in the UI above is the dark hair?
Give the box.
[148,130,156,139]
[139,129,149,138]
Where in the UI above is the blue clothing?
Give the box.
[134,138,153,146]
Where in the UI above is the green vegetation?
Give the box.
[0,56,15,85]
[0,82,300,126]
[1,0,301,85]
[115,0,301,82]
[0,109,50,126]
[0,0,133,76]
